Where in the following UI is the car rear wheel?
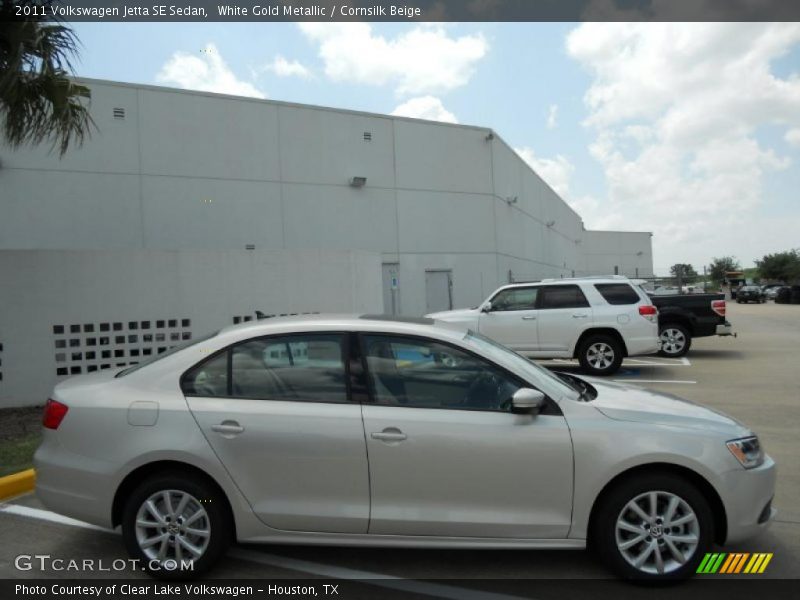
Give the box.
[592,473,713,582]
[578,335,623,376]
[658,324,691,358]
[122,471,231,579]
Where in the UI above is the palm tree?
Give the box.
[0,0,94,156]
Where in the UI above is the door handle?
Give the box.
[572,313,588,319]
[211,421,244,435]
[521,316,537,320]
[371,428,407,442]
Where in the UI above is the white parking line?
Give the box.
[0,502,528,600]
[612,379,697,384]
[547,357,690,368]
[0,503,111,532]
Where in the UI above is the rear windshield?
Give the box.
[116,330,218,377]
[594,283,640,305]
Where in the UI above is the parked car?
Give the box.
[775,286,793,304]
[765,286,783,301]
[426,276,659,376]
[35,315,776,583]
[736,286,766,304]
[646,292,735,358]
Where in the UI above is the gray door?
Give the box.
[382,263,400,315]
[425,270,453,313]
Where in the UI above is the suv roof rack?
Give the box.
[537,275,630,283]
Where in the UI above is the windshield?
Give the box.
[461,330,579,400]
[116,330,219,377]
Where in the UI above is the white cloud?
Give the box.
[264,55,311,79]
[515,147,574,198]
[787,128,800,147]
[391,96,458,123]
[547,104,558,129]
[298,23,488,95]
[566,23,800,258]
[157,44,265,98]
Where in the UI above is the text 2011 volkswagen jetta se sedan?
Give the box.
[35,315,775,582]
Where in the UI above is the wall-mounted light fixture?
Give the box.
[546,220,555,228]
[485,132,494,141]
[636,251,644,256]
[245,244,255,250]
[505,196,518,205]
[349,176,367,188]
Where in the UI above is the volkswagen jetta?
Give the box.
[34,315,775,582]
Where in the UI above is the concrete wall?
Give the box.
[0,249,382,407]
[0,79,652,318]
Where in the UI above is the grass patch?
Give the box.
[0,432,42,478]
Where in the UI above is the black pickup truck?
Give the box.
[647,293,735,357]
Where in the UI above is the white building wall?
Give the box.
[0,249,381,407]
[0,79,653,405]
[581,231,655,278]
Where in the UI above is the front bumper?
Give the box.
[719,455,776,544]
[716,322,736,336]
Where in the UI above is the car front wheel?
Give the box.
[578,334,624,376]
[592,473,713,582]
[658,324,691,358]
[122,471,231,579]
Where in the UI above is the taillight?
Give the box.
[638,304,658,322]
[712,299,726,317]
[43,398,69,430]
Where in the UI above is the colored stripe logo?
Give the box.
[697,552,773,574]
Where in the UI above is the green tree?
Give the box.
[669,263,698,284]
[756,249,800,282]
[707,256,741,283]
[0,0,94,156]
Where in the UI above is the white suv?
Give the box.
[427,276,659,376]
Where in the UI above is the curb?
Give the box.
[0,469,36,500]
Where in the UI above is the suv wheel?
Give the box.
[592,473,712,582]
[658,324,691,358]
[122,471,231,579]
[578,334,623,376]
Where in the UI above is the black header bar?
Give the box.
[4,0,800,23]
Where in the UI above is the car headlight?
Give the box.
[726,436,764,469]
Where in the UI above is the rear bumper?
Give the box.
[720,455,776,544]
[33,431,116,529]
[716,322,736,336]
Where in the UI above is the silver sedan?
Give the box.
[34,315,775,582]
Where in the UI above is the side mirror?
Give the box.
[511,388,546,415]
[480,301,492,313]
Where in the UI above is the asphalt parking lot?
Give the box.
[1,301,798,597]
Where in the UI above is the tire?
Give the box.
[591,473,713,583]
[122,471,232,580]
[578,334,624,376]
[658,324,691,358]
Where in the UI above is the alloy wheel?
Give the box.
[660,328,686,355]
[615,490,700,575]
[587,342,615,370]
[134,489,211,567]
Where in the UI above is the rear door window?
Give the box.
[232,334,347,403]
[594,283,640,305]
[539,285,590,309]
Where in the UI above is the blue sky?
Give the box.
[71,22,800,274]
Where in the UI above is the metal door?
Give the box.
[382,263,400,315]
[425,270,453,314]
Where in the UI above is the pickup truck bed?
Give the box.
[648,293,734,357]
